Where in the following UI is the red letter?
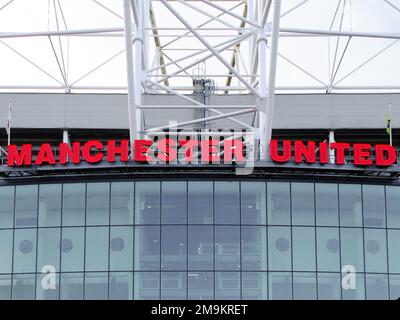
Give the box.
[134,140,153,162]
[7,144,32,166]
[82,140,104,163]
[375,144,397,166]
[157,139,177,163]
[319,142,329,164]
[201,140,220,163]
[330,142,350,165]
[179,140,198,163]
[223,139,245,163]
[270,140,291,163]
[35,144,56,165]
[353,143,372,166]
[294,141,316,163]
[59,142,81,164]
[107,140,129,162]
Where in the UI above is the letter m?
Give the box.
[7,144,32,166]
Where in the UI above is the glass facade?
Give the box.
[0,180,399,300]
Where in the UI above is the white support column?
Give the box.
[133,0,143,135]
[264,0,281,160]
[123,0,139,153]
[329,130,335,163]
[63,130,69,144]
[258,26,268,159]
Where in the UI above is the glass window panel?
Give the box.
[242,272,268,300]
[85,227,109,272]
[0,230,13,273]
[188,226,213,270]
[342,273,365,300]
[316,227,340,272]
[0,186,14,228]
[110,226,133,271]
[38,184,61,227]
[215,182,240,224]
[292,183,315,226]
[62,183,85,226]
[215,226,240,270]
[109,272,133,300]
[37,228,60,272]
[188,181,213,224]
[366,273,389,300]
[60,273,83,300]
[389,274,400,300]
[110,182,134,225]
[317,273,341,300]
[292,227,316,271]
[135,182,160,224]
[84,272,108,300]
[61,227,84,272]
[388,229,400,273]
[15,185,38,227]
[188,272,213,300]
[134,272,160,300]
[268,226,291,271]
[293,272,317,300]
[161,182,187,224]
[0,275,11,300]
[13,228,37,273]
[215,272,240,300]
[269,272,292,300]
[241,182,266,225]
[36,273,59,300]
[340,228,364,272]
[161,272,187,300]
[86,183,110,226]
[241,226,267,271]
[386,186,400,228]
[267,182,290,225]
[134,226,160,270]
[364,228,387,273]
[363,185,385,227]
[315,183,339,226]
[161,226,187,271]
[12,274,35,300]
[339,184,362,227]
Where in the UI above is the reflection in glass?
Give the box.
[316,227,340,272]
[215,182,240,224]
[162,182,187,224]
[269,272,292,300]
[37,228,60,271]
[134,272,160,300]
[339,184,362,227]
[85,227,109,271]
[363,185,385,227]
[36,273,59,300]
[12,274,35,300]
[215,272,240,300]
[161,226,187,270]
[366,273,389,300]
[111,182,134,225]
[61,227,84,272]
[388,229,400,273]
[389,274,400,300]
[364,228,387,273]
[292,183,315,225]
[15,185,38,227]
[268,226,291,271]
[188,226,213,270]
[0,275,11,300]
[267,182,290,225]
[242,272,268,300]
[38,184,61,227]
[0,186,14,228]
[60,273,84,300]
[241,182,266,225]
[318,273,341,300]
[62,183,85,226]
[135,182,160,224]
[109,272,133,300]
[110,226,133,271]
[386,186,400,228]
[293,272,316,300]
[188,182,213,224]
[241,226,267,271]
[340,228,364,272]
[84,272,108,300]
[215,226,240,270]
[292,227,316,271]
[134,226,160,270]
[342,273,365,300]
[315,183,338,226]
[188,272,213,300]
[0,230,13,273]
[161,272,187,300]
[13,228,37,273]
[86,183,110,225]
